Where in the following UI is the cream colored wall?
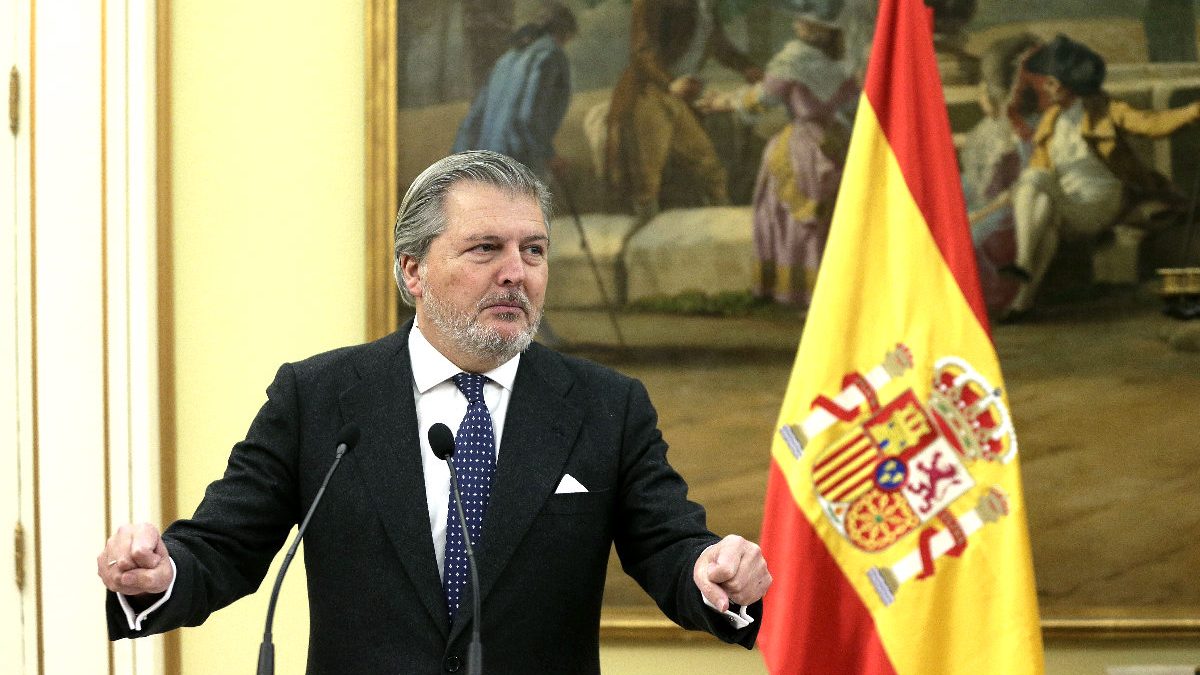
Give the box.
[166,2,1200,674]
[169,0,365,672]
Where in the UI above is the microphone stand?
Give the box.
[257,436,354,675]
[445,455,484,675]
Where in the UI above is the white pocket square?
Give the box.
[554,473,588,494]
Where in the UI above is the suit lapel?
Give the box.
[449,345,583,642]
[339,323,450,638]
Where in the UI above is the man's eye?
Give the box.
[525,245,545,256]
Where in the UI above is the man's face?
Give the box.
[402,180,549,371]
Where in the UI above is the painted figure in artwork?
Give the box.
[452,2,577,180]
[1002,34,1200,320]
[603,0,763,221]
[701,0,858,307]
[959,34,1042,314]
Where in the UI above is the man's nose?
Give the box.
[496,247,526,286]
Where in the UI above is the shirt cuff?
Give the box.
[116,556,177,631]
[701,593,754,630]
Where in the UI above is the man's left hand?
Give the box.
[693,534,772,612]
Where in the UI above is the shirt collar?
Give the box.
[408,321,521,394]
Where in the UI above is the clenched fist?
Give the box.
[97,522,172,597]
[692,534,772,613]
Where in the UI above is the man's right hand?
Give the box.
[97,522,172,597]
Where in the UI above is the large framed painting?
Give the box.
[366,0,1200,639]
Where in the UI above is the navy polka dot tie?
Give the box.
[443,372,496,625]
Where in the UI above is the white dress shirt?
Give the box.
[408,323,519,580]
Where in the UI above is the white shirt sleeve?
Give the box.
[116,556,177,631]
[701,593,754,630]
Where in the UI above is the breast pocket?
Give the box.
[540,488,612,514]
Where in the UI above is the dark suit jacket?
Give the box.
[108,322,761,673]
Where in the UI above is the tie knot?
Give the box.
[452,372,487,404]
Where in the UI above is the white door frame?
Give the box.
[3,1,162,673]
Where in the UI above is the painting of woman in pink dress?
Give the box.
[702,0,858,307]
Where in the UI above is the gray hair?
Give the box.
[391,150,553,306]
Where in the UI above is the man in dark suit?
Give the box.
[97,151,772,674]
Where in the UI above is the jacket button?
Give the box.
[444,655,461,672]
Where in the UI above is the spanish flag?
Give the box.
[757,0,1044,673]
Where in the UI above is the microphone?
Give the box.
[257,422,361,675]
[427,422,483,675]
[428,421,455,461]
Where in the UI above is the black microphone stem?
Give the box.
[445,456,483,675]
[257,441,351,675]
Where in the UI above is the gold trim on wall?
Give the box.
[99,2,115,672]
[155,1,181,673]
[364,0,398,342]
[27,2,45,671]
[1042,618,1200,640]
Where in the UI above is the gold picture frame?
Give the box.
[364,0,400,341]
[363,0,1200,640]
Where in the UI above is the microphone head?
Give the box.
[337,422,361,451]
[427,422,455,461]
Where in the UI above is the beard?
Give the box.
[421,282,542,366]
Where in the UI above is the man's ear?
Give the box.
[400,255,424,299]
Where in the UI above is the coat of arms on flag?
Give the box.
[779,344,1018,606]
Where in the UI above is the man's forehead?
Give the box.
[442,183,547,233]
[445,179,540,207]
[442,210,547,234]
[459,231,548,242]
